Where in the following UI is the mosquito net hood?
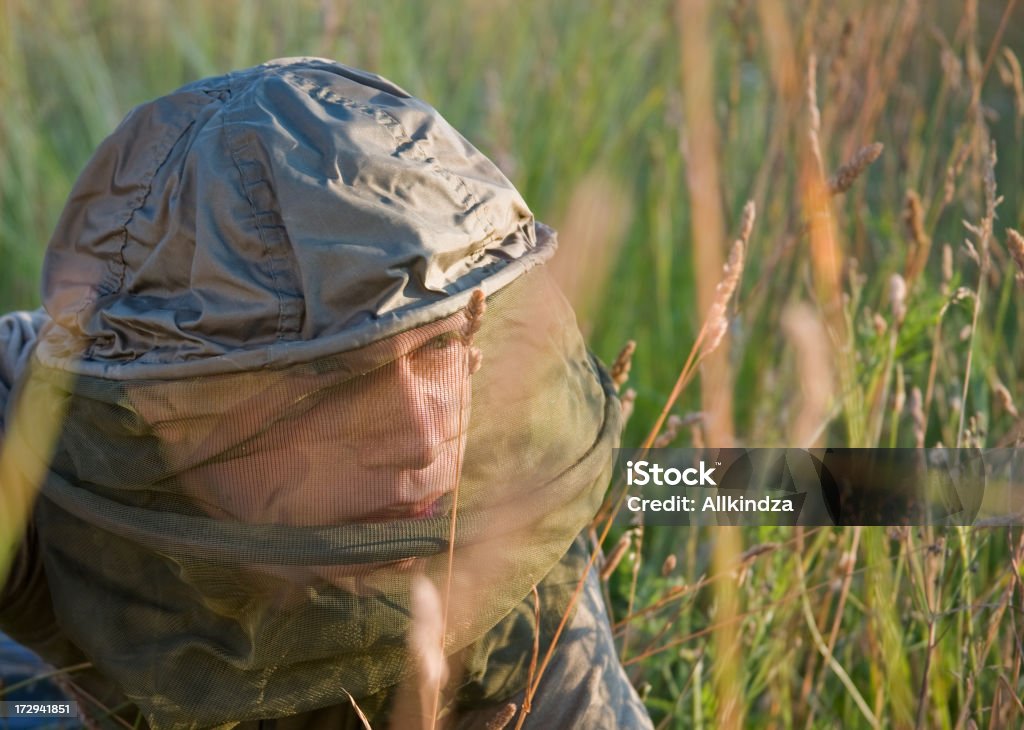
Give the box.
[6,58,621,728]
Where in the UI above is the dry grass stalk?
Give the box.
[702,205,752,355]
[410,576,449,730]
[0,360,74,583]
[512,586,541,729]
[828,142,883,195]
[947,138,972,204]
[951,286,976,305]
[464,291,486,373]
[902,190,931,285]
[888,273,907,327]
[620,388,637,424]
[739,542,778,562]
[964,414,984,449]
[806,53,824,174]
[962,143,1002,266]
[547,171,632,329]
[653,414,685,448]
[642,201,753,451]
[957,143,1000,447]
[484,704,518,730]
[872,312,887,336]
[781,303,833,447]
[467,348,483,375]
[690,424,705,449]
[463,289,486,343]
[1007,229,1024,285]
[828,18,854,87]
[678,0,735,449]
[342,690,373,730]
[893,365,906,416]
[997,47,1024,133]
[993,382,1019,419]
[610,340,637,391]
[939,43,964,91]
[600,532,632,581]
[962,237,980,266]
[941,243,953,294]
[909,386,925,448]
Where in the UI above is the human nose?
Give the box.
[386,356,460,469]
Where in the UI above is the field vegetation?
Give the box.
[3,0,1024,727]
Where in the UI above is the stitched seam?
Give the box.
[72,107,204,327]
[222,79,290,340]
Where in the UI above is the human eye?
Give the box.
[427,332,461,351]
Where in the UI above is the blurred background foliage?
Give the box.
[3,0,1024,727]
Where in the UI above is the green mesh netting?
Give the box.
[6,270,620,729]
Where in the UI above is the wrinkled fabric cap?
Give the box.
[37,57,554,378]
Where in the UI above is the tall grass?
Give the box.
[3,0,1024,727]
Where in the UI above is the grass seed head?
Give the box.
[653,414,685,449]
[484,703,518,730]
[1007,229,1024,284]
[829,142,884,195]
[902,190,931,283]
[611,340,637,390]
[468,347,483,374]
[463,289,487,343]
[701,202,753,356]
[889,273,907,326]
[994,382,1019,419]
[872,312,887,336]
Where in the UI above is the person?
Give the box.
[0,57,653,729]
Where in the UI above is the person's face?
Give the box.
[146,321,473,529]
